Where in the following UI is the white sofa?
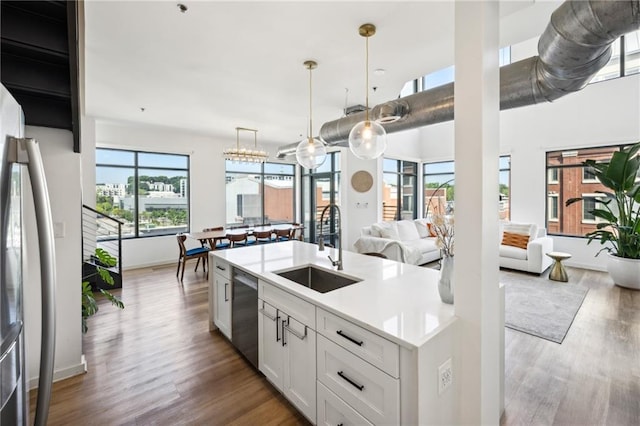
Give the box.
[353,219,442,265]
[353,219,554,274]
[499,222,554,274]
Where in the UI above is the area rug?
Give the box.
[502,273,589,344]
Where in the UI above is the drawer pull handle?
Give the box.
[336,330,363,346]
[259,308,276,321]
[216,265,226,271]
[224,283,229,302]
[337,371,364,391]
[283,322,307,340]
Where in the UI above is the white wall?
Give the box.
[91,120,293,269]
[23,126,84,388]
[419,74,640,270]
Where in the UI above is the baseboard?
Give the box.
[564,260,607,272]
[122,259,174,271]
[28,361,87,390]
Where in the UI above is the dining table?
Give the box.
[186,223,303,249]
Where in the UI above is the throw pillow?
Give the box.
[373,221,400,240]
[501,231,529,249]
[427,223,438,237]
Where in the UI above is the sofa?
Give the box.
[499,222,554,274]
[354,219,554,274]
[353,219,441,265]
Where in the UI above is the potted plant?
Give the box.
[566,141,640,289]
[82,248,124,333]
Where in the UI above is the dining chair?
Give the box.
[203,227,230,250]
[253,229,274,244]
[274,227,292,242]
[290,223,303,241]
[227,231,249,248]
[176,234,209,281]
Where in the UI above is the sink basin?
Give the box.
[275,266,362,293]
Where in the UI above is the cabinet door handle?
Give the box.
[224,282,229,302]
[216,265,226,271]
[276,310,281,342]
[283,321,307,340]
[336,330,363,346]
[258,307,276,321]
[281,317,287,347]
[337,371,364,391]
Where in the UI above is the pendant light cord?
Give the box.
[365,35,369,122]
[309,64,313,140]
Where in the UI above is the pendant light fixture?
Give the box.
[223,127,268,163]
[296,60,327,169]
[348,23,387,160]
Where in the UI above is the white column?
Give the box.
[454,1,501,424]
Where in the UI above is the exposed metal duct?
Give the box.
[276,0,639,158]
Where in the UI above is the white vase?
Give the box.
[607,253,640,290]
[438,255,454,304]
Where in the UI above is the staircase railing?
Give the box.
[81,204,123,283]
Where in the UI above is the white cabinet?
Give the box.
[210,257,232,339]
[258,282,316,423]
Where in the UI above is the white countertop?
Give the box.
[211,241,457,349]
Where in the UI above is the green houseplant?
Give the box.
[82,248,124,333]
[566,141,640,289]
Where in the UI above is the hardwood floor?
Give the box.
[30,264,639,425]
[29,264,308,425]
[501,267,640,425]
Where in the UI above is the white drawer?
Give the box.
[212,257,231,280]
[317,381,373,426]
[317,335,399,425]
[316,308,399,378]
[259,280,315,329]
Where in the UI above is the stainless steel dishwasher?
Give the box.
[231,268,258,369]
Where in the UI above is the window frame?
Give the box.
[96,147,191,239]
[383,158,418,221]
[225,161,296,227]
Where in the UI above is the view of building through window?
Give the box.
[225,161,295,226]
[423,156,510,220]
[546,145,635,237]
[96,148,190,238]
[382,158,417,221]
[301,153,340,246]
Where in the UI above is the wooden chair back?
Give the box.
[254,230,273,242]
[227,232,248,247]
[275,228,292,241]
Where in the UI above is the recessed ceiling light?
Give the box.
[374,68,386,76]
[177,3,188,13]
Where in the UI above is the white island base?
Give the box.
[209,241,465,425]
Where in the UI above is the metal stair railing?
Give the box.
[82,204,123,281]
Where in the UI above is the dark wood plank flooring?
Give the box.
[29,264,639,425]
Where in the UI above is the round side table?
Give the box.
[546,251,572,282]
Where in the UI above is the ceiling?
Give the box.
[83,1,562,147]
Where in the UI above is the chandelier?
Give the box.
[223,127,268,163]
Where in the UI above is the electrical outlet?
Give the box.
[438,358,453,395]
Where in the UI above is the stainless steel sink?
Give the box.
[275,266,362,293]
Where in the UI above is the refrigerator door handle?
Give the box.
[10,137,57,426]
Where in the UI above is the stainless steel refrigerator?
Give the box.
[1,84,57,425]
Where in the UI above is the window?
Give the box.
[383,159,417,221]
[225,161,295,226]
[582,194,605,223]
[301,153,340,245]
[423,155,510,220]
[548,193,559,221]
[590,30,640,83]
[402,47,512,94]
[546,144,633,236]
[96,148,190,238]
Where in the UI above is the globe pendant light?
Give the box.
[296,60,327,170]
[349,23,387,160]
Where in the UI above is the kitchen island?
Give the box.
[209,241,459,425]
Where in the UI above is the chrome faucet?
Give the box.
[318,203,343,271]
